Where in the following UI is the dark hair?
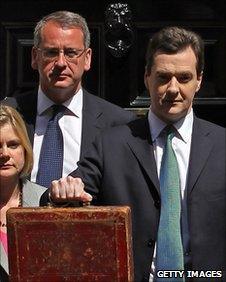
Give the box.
[145,26,204,76]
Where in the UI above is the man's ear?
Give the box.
[84,48,92,71]
[196,71,203,92]
[31,47,38,70]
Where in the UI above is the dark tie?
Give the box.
[156,127,185,282]
[36,105,65,188]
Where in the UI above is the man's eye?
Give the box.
[65,50,78,58]
[45,50,58,57]
[157,75,170,83]
[178,75,191,83]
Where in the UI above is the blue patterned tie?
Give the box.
[156,127,185,282]
[36,105,65,188]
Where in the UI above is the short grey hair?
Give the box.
[33,10,90,48]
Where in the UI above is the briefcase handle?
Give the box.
[47,199,91,208]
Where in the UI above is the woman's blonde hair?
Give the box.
[0,105,33,178]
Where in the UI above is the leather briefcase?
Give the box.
[7,206,134,282]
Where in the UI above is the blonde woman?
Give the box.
[0,105,47,279]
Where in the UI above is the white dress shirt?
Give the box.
[31,87,83,182]
[148,108,193,281]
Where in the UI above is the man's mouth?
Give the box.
[50,73,70,82]
[56,74,68,80]
[163,99,182,104]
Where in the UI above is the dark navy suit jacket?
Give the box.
[71,116,226,281]
[2,88,135,161]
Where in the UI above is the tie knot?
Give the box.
[161,125,177,143]
[51,104,66,118]
[162,124,175,136]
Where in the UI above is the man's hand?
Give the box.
[50,176,92,203]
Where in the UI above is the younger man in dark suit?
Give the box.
[2,11,135,188]
[50,27,226,281]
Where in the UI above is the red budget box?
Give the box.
[7,206,134,282]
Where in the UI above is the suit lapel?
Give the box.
[126,118,160,194]
[187,117,213,194]
[80,91,104,160]
[21,180,47,206]
[21,180,33,207]
[81,93,160,194]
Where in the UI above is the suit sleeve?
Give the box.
[70,134,104,200]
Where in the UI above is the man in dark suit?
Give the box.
[50,27,226,281]
[2,11,135,188]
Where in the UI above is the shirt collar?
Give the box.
[174,109,193,143]
[148,108,194,143]
[37,87,53,115]
[37,86,83,117]
[148,110,166,142]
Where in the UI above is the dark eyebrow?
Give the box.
[156,70,192,76]
[156,71,172,77]
[156,70,170,74]
[156,70,172,76]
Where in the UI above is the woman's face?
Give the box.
[0,123,25,180]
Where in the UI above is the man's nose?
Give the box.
[167,77,179,94]
[54,51,67,67]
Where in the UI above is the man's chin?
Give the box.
[165,110,187,122]
[52,81,70,89]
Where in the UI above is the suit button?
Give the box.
[154,200,160,209]
[147,239,155,247]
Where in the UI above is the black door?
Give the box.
[1,0,226,126]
